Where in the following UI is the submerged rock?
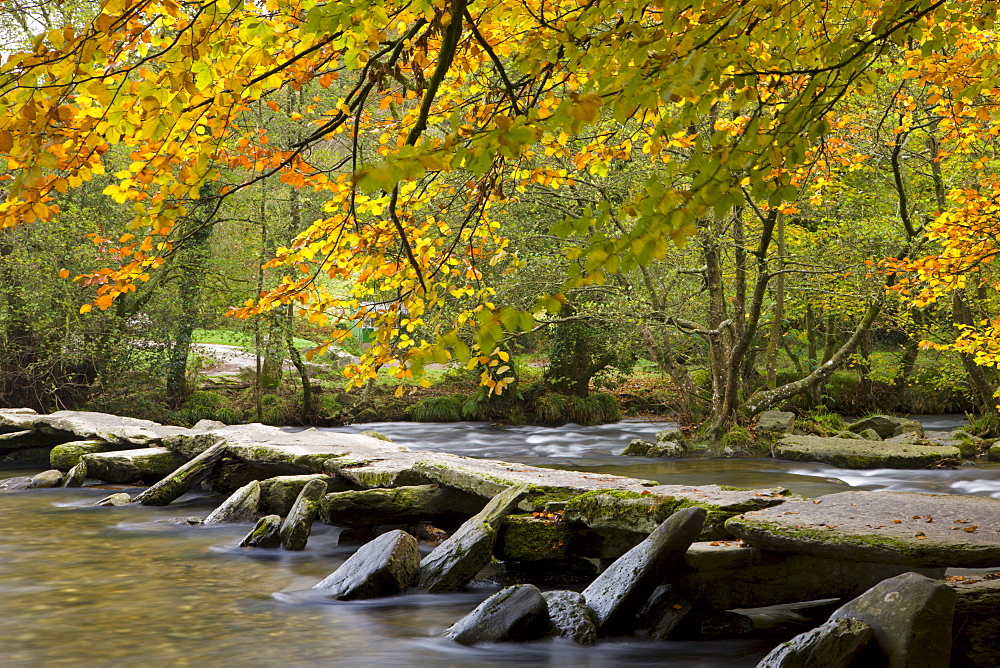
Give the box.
[416,483,529,592]
[312,529,420,599]
[240,514,282,548]
[829,571,956,667]
[444,584,549,645]
[757,617,873,668]
[726,491,1000,567]
[133,443,229,506]
[582,506,706,634]
[542,590,596,645]
[204,480,261,524]
[773,434,960,469]
[279,478,326,551]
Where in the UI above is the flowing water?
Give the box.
[3,415,998,667]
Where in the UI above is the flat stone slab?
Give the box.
[0,409,187,445]
[727,491,1000,567]
[81,448,187,484]
[774,434,960,469]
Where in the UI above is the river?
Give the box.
[2,416,997,666]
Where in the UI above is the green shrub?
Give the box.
[721,425,754,451]
[408,395,464,422]
[533,392,620,425]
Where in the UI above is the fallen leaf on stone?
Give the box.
[893,520,902,524]
[965,526,979,533]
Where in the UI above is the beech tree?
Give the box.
[1,0,998,419]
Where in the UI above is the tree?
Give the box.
[1,0,998,411]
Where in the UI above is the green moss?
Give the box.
[499,514,573,561]
[736,520,925,555]
[564,489,681,532]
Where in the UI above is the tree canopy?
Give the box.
[2,0,999,407]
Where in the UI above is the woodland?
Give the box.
[2,0,1000,440]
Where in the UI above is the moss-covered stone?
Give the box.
[49,440,119,470]
[259,474,334,516]
[240,514,282,548]
[319,484,485,526]
[774,434,961,469]
[497,514,574,561]
[81,448,187,483]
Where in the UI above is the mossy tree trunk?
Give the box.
[544,305,616,398]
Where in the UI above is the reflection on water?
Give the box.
[3,415,998,665]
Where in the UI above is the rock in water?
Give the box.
[829,571,956,667]
[82,447,187,484]
[240,515,282,548]
[0,476,33,490]
[279,478,326,551]
[444,584,550,645]
[61,462,87,487]
[636,584,692,639]
[95,492,131,506]
[133,443,228,506]
[416,483,529,592]
[28,469,63,488]
[312,529,420,599]
[204,480,261,524]
[542,591,596,645]
[583,505,706,634]
[757,617,873,668]
[49,440,117,470]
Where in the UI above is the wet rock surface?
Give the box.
[133,443,229,506]
[541,590,596,645]
[0,475,33,490]
[416,484,529,592]
[829,571,956,667]
[319,484,484,527]
[240,514,282,548]
[582,506,706,634]
[949,574,1000,668]
[95,492,131,506]
[204,480,261,524]
[312,529,420,599]
[61,461,87,487]
[727,491,1000,567]
[848,415,924,439]
[773,434,959,468]
[444,584,549,645]
[50,440,127,471]
[81,448,187,484]
[29,469,63,488]
[259,474,335,516]
[757,616,873,668]
[279,478,326,551]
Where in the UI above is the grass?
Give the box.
[192,328,337,354]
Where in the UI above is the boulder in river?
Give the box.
[582,505,706,634]
[635,584,691,640]
[319,484,485,527]
[133,442,229,506]
[949,573,1000,668]
[95,492,131,506]
[279,478,327,551]
[621,438,686,458]
[312,529,420,599]
[416,483,529,592]
[240,514,282,548]
[444,584,550,645]
[726,491,1000,567]
[848,415,923,439]
[50,440,123,471]
[757,616,874,668]
[0,475,33,490]
[29,469,63,488]
[829,571,956,667]
[61,461,87,487]
[81,447,187,484]
[204,480,261,524]
[673,540,944,610]
[260,474,335,516]
[773,434,959,469]
[542,590,596,645]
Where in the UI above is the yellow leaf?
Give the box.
[59,269,69,278]
[79,304,92,314]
